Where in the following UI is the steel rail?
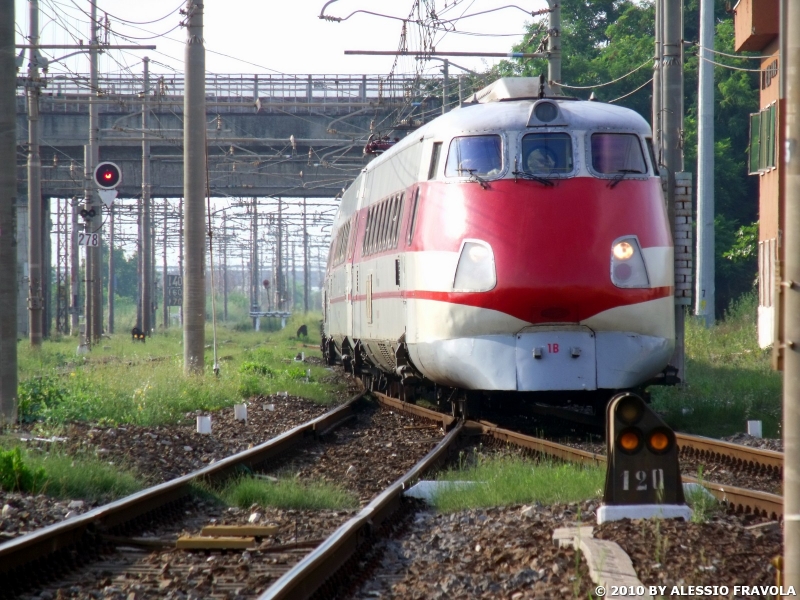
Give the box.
[260,420,464,600]
[682,475,783,520]
[676,432,783,474]
[0,391,364,578]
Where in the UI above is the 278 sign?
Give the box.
[78,232,100,247]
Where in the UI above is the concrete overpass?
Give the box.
[16,73,436,199]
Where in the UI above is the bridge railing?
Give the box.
[26,73,441,114]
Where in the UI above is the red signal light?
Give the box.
[94,162,121,189]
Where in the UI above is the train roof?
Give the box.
[366,82,653,173]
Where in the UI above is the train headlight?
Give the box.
[612,241,634,260]
[453,240,496,292]
[610,236,649,288]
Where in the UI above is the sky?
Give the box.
[14,0,543,79]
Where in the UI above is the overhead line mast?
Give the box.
[183,0,206,374]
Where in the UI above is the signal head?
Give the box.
[94,162,121,190]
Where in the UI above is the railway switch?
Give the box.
[598,391,692,523]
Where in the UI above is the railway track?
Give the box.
[1,390,783,599]
[0,392,365,598]
[258,394,784,599]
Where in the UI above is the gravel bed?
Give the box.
[345,504,782,600]
[346,501,599,600]
[595,516,782,596]
[15,392,348,485]
[721,432,782,452]
[261,401,445,504]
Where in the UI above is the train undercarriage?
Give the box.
[321,334,676,424]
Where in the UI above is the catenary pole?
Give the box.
[783,0,800,588]
[26,0,43,347]
[695,0,715,327]
[107,204,114,332]
[251,196,258,328]
[653,0,662,158]
[162,199,168,329]
[442,59,449,114]
[663,0,685,380]
[0,0,18,424]
[142,57,153,334]
[276,198,283,310]
[546,0,561,93]
[70,196,78,335]
[303,198,309,313]
[183,0,206,373]
[223,211,228,321]
[83,0,101,346]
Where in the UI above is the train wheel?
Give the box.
[325,339,337,366]
[400,384,416,404]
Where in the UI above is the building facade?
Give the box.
[734,0,782,350]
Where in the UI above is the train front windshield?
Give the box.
[591,133,647,174]
[522,132,573,175]
[445,135,503,177]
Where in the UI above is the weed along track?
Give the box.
[0,393,451,599]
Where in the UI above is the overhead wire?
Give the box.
[608,77,653,104]
[557,60,651,90]
[695,54,763,72]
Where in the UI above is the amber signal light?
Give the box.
[646,428,674,454]
[617,428,642,454]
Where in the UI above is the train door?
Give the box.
[352,265,360,340]
[345,216,356,342]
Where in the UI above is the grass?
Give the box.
[430,452,604,513]
[218,475,359,511]
[0,440,142,501]
[15,311,344,428]
[650,292,782,438]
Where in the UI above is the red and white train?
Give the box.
[322,77,676,415]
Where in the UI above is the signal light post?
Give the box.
[599,392,690,523]
[83,161,120,346]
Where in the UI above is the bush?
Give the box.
[237,374,263,400]
[0,448,46,493]
[239,362,275,377]
[18,376,68,423]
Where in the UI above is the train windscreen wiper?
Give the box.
[512,170,555,187]
[609,169,640,189]
[457,168,489,189]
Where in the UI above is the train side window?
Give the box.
[346,215,356,260]
[370,203,382,255]
[590,133,647,174]
[391,193,405,247]
[444,135,502,178]
[521,132,573,174]
[645,137,660,175]
[407,188,420,246]
[362,206,374,256]
[376,199,389,253]
[428,142,442,179]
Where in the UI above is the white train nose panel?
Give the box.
[515,326,597,391]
